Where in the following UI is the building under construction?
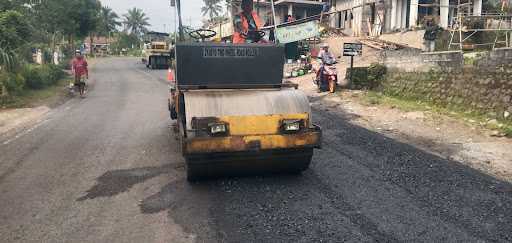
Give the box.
[327,0,487,35]
[207,0,511,50]
[326,0,511,50]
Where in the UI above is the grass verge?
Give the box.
[357,91,512,137]
[1,76,71,109]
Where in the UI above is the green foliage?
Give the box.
[22,64,65,90]
[202,0,223,20]
[98,7,121,36]
[0,0,28,12]
[126,48,143,57]
[123,8,150,37]
[0,45,18,71]
[345,64,387,89]
[0,10,31,49]
[110,33,141,54]
[0,70,25,95]
[0,0,121,102]
[504,126,512,137]
[367,64,387,84]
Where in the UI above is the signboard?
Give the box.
[343,43,363,56]
[203,47,259,58]
[275,21,319,44]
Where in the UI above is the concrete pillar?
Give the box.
[401,0,407,28]
[385,0,392,31]
[440,0,449,28]
[391,0,397,29]
[288,3,293,16]
[409,0,418,27]
[396,0,402,29]
[352,7,363,36]
[473,0,482,16]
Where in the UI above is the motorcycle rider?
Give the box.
[316,43,337,93]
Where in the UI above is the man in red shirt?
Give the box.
[71,50,89,96]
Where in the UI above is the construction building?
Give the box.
[212,0,509,50]
[252,0,326,24]
[327,0,484,36]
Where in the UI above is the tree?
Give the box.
[123,8,150,37]
[225,0,239,18]
[0,45,18,72]
[202,0,223,20]
[78,0,102,39]
[0,10,31,50]
[30,0,101,49]
[0,9,30,95]
[98,7,121,36]
[0,0,28,12]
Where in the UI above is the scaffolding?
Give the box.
[448,0,512,51]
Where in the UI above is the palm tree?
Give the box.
[100,7,121,36]
[0,43,17,96]
[0,42,18,72]
[225,0,239,18]
[202,0,223,20]
[123,8,150,37]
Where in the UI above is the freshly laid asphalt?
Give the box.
[1,57,511,243]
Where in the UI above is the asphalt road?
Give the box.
[1,57,511,243]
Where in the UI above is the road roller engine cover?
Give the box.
[170,42,322,181]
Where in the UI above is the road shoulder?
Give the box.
[0,58,98,140]
[291,73,512,183]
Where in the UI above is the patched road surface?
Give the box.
[1,57,511,243]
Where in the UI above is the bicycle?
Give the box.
[68,76,88,98]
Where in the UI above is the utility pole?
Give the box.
[176,0,185,41]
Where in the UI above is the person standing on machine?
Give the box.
[233,0,263,44]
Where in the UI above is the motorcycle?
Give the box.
[315,59,338,93]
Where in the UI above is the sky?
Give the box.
[102,0,205,33]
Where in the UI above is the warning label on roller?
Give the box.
[203,47,259,58]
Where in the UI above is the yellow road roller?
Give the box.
[168,28,321,181]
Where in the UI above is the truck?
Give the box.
[142,31,171,69]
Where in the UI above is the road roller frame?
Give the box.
[169,42,322,181]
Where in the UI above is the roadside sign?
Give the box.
[275,21,319,44]
[343,43,363,56]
